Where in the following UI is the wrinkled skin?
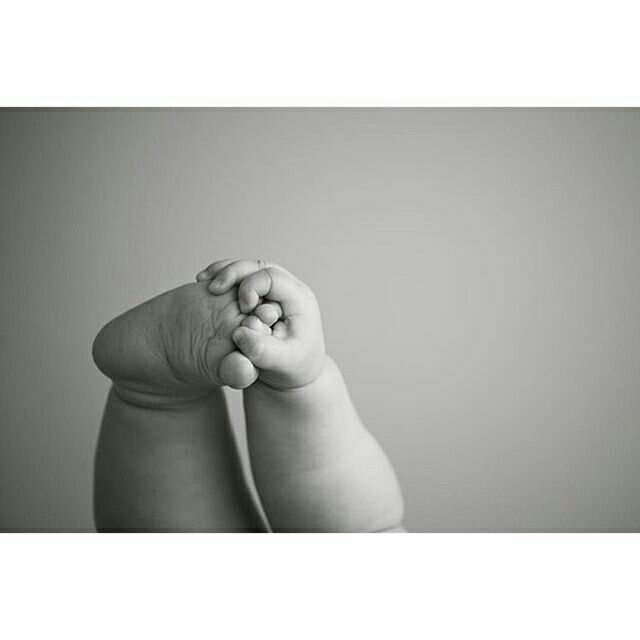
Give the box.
[92,282,260,405]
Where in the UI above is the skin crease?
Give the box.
[92,260,405,532]
[92,282,269,405]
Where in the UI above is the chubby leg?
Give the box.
[91,281,273,532]
[241,356,405,532]
[94,386,266,532]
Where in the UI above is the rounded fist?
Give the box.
[196,259,326,390]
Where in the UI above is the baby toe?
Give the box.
[218,351,258,389]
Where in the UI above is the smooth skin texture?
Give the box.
[197,259,405,532]
[93,385,265,532]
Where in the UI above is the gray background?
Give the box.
[1,108,639,532]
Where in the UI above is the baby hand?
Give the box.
[196,259,326,390]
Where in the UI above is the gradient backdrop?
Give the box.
[1,108,639,531]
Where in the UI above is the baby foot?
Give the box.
[93,282,271,404]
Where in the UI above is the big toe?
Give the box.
[218,351,259,389]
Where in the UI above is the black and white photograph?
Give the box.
[2,107,639,534]
[1,2,639,638]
